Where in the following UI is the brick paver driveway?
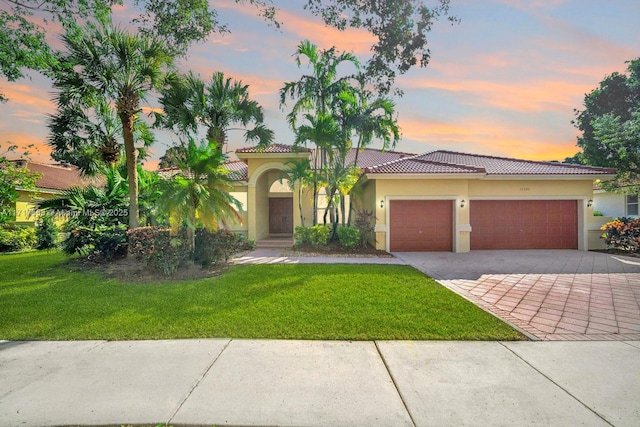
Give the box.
[395,250,640,341]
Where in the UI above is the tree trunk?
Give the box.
[298,186,305,227]
[119,111,139,229]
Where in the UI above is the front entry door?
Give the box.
[269,198,293,234]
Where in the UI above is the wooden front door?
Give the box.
[269,198,293,234]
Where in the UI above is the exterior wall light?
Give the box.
[587,199,593,208]
[380,199,385,208]
[460,199,466,208]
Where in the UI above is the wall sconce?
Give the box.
[587,199,593,208]
[460,199,466,208]
[380,199,385,209]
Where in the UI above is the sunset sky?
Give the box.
[1,0,639,169]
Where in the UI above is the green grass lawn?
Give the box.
[0,251,524,341]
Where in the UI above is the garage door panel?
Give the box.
[471,200,577,250]
[390,200,453,252]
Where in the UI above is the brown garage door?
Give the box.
[470,200,577,250]
[390,200,453,251]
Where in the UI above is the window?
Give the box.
[626,195,638,216]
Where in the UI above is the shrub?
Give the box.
[337,226,360,250]
[354,209,376,248]
[62,224,127,260]
[601,217,640,252]
[0,225,36,252]
[593,210,604,217]
[194,229,254,266]
[293,226,310,248]
[36,215,59,250]
[127,227,190,276]
[309,224,330,247]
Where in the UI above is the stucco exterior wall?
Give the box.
[368,177,596,253]
[593,191,626,218]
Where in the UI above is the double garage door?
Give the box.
[389,199,577,252]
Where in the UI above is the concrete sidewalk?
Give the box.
[1,340,639,426]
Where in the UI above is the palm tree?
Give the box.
[279,159,312,227]
[157,71,274,151]
[280,40,360,225]
[293,113,341,224]
[51,18,174,229]
[158,137,242,254]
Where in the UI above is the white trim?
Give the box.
[481,174,616,181]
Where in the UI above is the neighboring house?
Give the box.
[215,144,615,253]
[10,160,89,226]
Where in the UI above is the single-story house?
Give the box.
[218,144,616,253]
[9,160,89,226]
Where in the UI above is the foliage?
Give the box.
[0,252,524,341]
[38,166,129,229]
[0,144,41,224]
[193,228,254,266]
[51,17,174,229]
[156,137,243,254]
[593,210,604,217]
[36,215,59,250]
[127,226,189,275]
[336,226,360,250]
[572,58,640,191]
[308,224,330,247]
[293,226,311,248]
[354,209,376,248]
[0,224,36,252]
[600,217,640,253]
[62,224,128,260]
[157,71,274,151]
[280,159,312,227]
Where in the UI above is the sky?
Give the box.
[1,0,639,170]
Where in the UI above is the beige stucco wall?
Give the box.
[367,177,596,253]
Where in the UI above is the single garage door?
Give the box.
[470,200,577,250]
[390,200,453,251]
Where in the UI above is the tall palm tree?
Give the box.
[158,137,242,254]
[280,40,360,225]
[279,158,312,227]
[157,71,274,151]
[51,18,174,229]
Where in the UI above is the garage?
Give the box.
[389,200,453,251]
[470,200,578,250]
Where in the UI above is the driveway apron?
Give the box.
[395,250,640,341]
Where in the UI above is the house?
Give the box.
[223,144,615,253]
[9,160,89,226]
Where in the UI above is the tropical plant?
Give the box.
[157,71,273,151]
[37,166,129,230]
[157,137,242,254]
[50,17,174,229]
[279,159,312,227]
[36,215,59,250]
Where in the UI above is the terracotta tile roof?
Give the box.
[418,151,616,175]
[9,161,90,191]
[365,150,616,176]
[236,144,311,154]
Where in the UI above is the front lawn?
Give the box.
[0,251,524,340]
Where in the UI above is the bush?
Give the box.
[337,226,360,250]
[293,226,310,248]
[0,225,36,252]
[593,210,604,217]
[354,209,376,248]
[128,227,190,276]
[36,215,59,250]
[601,217,640,252]
[309,224,330,247]
[62,224,127,260]
[194,229,254,266]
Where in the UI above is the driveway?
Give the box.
[395,250,640,341]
